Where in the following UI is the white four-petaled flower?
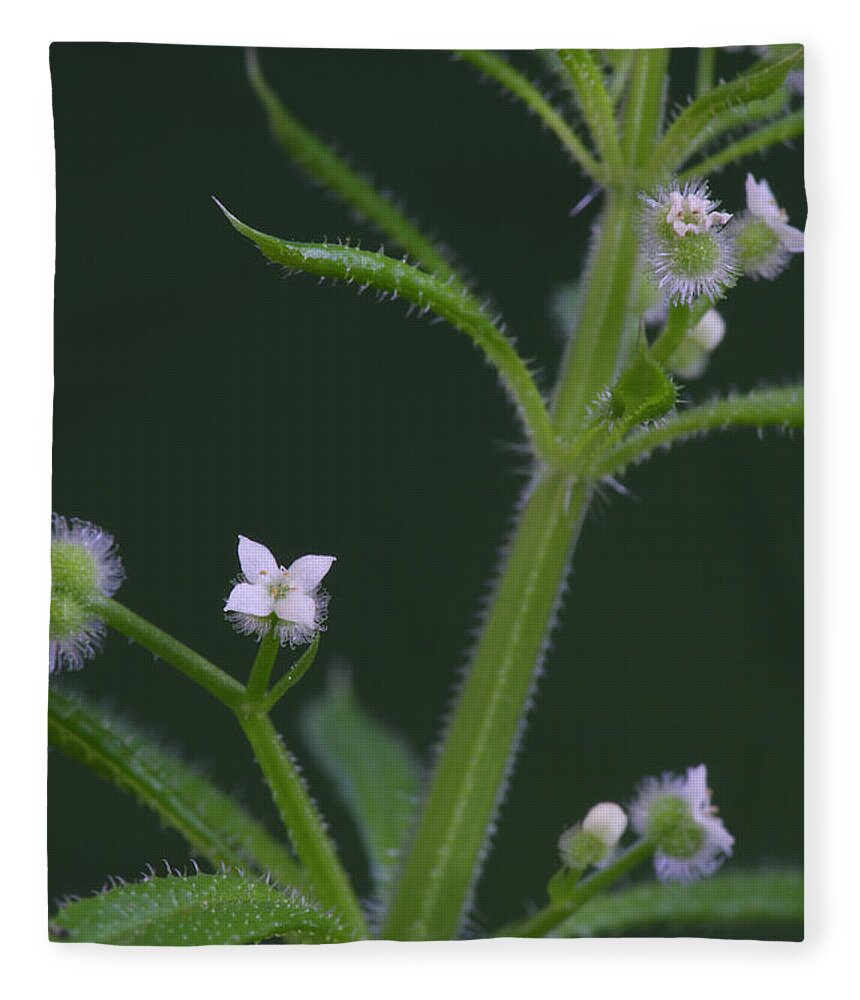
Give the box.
[224,535,335,646]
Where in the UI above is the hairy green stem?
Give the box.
[384,58,670,940]
[648,47,802,177]
[551,189,641,435]
[621,49,669,178]
[262,635,319,711]
[650,299,711,366]
[94,597,244,709]
[550,55,668,437]
[236,708,368,937]
[245,625,280,701]
[499,840,655,937]
[696,48,716,97]
[383,474,592,939]
[557,869,803,938]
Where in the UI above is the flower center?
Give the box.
[665,192,731,237]
[268,576,295,601]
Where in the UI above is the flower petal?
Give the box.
[238,535,280,583]
[745,174,778,219]
[286,554,336,592]
[273,591,318,628]
[776,222,804,253]
[224,582,273,616]
[684,764,710,814]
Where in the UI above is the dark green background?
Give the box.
[49,44,803,934]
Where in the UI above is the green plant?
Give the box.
[50,45,803,944]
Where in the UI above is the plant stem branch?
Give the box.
[262,636,320,711]
[650,299,710,366]
[245,624,280,701]
[621,49,670,177]
[551,189,640,436]
[498,840,655,937]
[94,598,244,709]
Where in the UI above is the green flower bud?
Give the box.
[50,515,124,673]
[608,348,677,425]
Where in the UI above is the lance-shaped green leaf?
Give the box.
[648,47,803,175]
[586,385,803,479]
[556,50,623,177]
[555,869,803,938]
[669,87,790,176]
[49,685,303,888]
[456,50,604,183]
[246,49,465,289]
[679,110,804,181]
[300,675,422,901]
[50,872,353,945]
[215,200,558,463]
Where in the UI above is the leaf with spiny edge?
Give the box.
[246,49,467,291]
[649,46,803,175]
[50,871,353,945]
[49,684,304,888]
[214,200,558,462]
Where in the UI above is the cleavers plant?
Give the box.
[50,46,804,944]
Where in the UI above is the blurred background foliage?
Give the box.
[50,44,802,934]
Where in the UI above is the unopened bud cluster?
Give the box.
[50,514,125,673]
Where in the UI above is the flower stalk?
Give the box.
[236,707,368,937]
[93,597,245,709]
[499,839,656,938]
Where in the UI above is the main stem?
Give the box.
[383,473,592,940]
[384,56,664,940]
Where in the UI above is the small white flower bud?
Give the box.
[559,801,628,870]
[668,309,726,381]
[582,801,628,847]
